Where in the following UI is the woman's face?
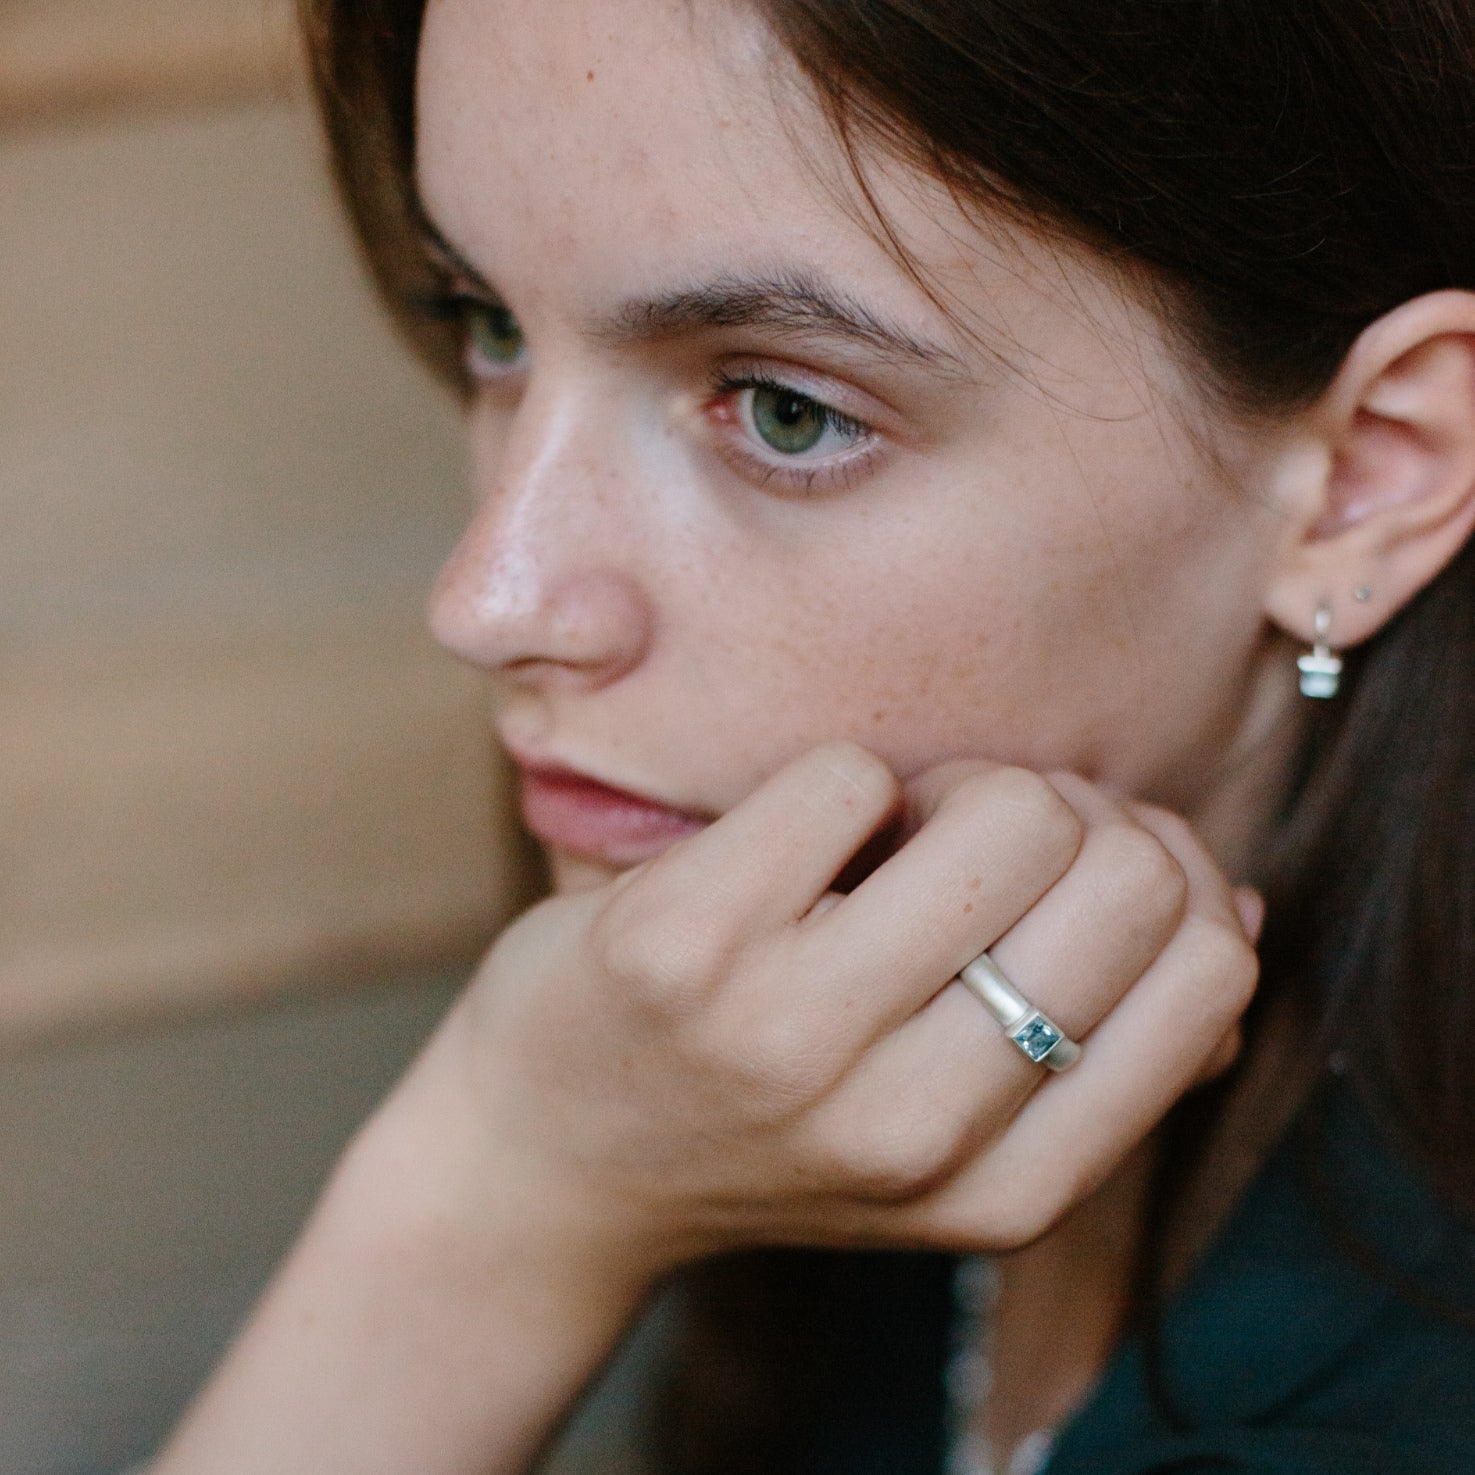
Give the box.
[417,0,1300,891]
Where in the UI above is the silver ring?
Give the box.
[957,951,1082,1072]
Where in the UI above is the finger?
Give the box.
[895,824,1257,1248]
[629,741,900,934]
[900,758,1014,833]
[922,908,1255,1248]
[810,779,1189,1172]
[991,802,1255,1157]
[798,764,1085,1036]
[1124,801,1247,935]
[987,773,1188,1049]
[882,776,1184,1074]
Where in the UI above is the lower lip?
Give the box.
[518,768,708,864]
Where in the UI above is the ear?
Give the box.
[1264,290,1475,649]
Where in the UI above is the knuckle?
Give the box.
[981,766,1085,862]
[592,894,731,1009]
[721,1009,833,1116]
[1094,823,1188,915]
[838,1104,965,1203]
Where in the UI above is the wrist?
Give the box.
[152,1014,659,1475]
[348,1003,668,1318]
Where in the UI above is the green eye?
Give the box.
[465,301,525,368]
[750,385,833,455]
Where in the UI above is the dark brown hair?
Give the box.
[300,0,1475,1464]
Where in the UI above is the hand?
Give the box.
[433,742,1258,1284]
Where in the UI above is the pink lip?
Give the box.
[511,757,709,865]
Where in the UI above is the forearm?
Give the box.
[151,1019,654,1475]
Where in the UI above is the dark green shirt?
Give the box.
[1046,1083,1475,1474]
[787,1082,1475,1475]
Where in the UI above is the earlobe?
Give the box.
[1265,290,1475,649]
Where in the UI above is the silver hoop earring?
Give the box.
[1297,604,1342,699]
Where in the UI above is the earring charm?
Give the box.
[1297,604,1342,699]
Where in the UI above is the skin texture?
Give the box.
[147,1,1475,1471]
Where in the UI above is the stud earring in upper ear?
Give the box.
[1297,604,1342,699]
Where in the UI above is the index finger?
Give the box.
[630,740,901,935]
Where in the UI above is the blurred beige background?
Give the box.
[0,2,576,1469]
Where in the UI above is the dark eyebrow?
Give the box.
[595,268,967,375]
[415,208,966,377]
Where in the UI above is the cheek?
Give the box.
[674,447,1251,797]
[670,541,1093,787]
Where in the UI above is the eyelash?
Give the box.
[706,369,879,494]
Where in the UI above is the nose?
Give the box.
[428,391,655,689]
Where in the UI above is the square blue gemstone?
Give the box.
[1013,1016,1062,1062]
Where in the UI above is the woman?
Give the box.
[151,1,1475,1471]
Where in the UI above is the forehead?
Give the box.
[418,0,923,303]
[415,0,1186,409]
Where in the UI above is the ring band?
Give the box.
[958,951,1082,1072]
